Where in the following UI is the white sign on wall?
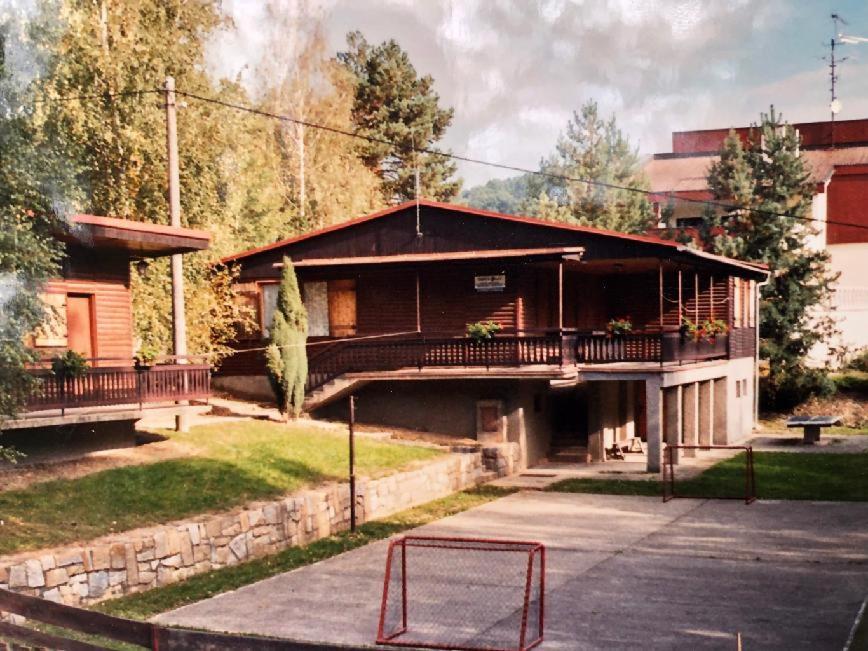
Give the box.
[474,274,506,292]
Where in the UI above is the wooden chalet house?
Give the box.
[218,201,768,473]
[4,214,211,438]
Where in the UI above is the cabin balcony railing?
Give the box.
[306,330,730,392]
[307,334,565,391]
[24,358,211,415]
[574,331,729,364]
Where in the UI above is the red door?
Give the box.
[66,294,95,360]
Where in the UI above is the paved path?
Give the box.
[157,492,868,650]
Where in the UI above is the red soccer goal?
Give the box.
[376,536,545,651]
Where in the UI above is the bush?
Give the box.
[846,348,868,373]
[760,364,835,411]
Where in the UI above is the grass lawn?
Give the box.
[0,421,442,556]
[549,452,868,501]
[93,485,515,620]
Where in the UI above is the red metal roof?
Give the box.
[220,199,682,264]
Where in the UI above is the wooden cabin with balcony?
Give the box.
[218,200,768,473]
[3,215,212,449]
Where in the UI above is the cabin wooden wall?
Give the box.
[34,248,133,362]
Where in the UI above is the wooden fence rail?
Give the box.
[0,588,360,650]
[25,364,211,414]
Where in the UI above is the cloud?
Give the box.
[219,0,842,187]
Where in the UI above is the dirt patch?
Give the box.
[0,435,197,492]
[794,394,868,428]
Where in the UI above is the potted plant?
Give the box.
[701,318,729,343]
[134,344,159,370]
[606,316,633,337]
[680,317,698,341]
[51,350,89,380]
[466,320,502,342]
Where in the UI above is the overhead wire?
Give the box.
[20,86,868,233]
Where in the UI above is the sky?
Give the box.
[214,0,868,187]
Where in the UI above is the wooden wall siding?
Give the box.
[420,267,519,333]
[356,271,417,335]
[235,206,710,281]
[729,326,757,358]
[37,249,133,361]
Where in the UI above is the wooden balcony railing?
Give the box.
[306,331,731,392]
[307,334,564,391]
[25,361,211,415]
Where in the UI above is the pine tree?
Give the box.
[338,31,460,203]
[702,108,839,408]
[530,100,653,234]
[265,259,308,418]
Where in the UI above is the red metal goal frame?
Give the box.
[376,535,546,651]
[662,444,757,504]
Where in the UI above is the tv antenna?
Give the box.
[826,13,868,146]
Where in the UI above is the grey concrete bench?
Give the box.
[786,415,842,444]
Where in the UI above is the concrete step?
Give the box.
[548,445,590,464]
[303,377,368,411]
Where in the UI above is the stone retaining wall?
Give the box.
[0,450,505,607]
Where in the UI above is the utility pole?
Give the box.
[165,76,189,433]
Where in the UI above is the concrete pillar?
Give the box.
[713,378,728,445]
[663,385,682,464]
[515,406,528,470]
[682,382,698,457]
[587,383,605,462]
[645,379,663,473]
[698,380,713,446]
[624,381,636,440]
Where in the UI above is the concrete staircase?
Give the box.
[303,376,368,412]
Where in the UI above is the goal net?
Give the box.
[662,444,757,504]
[376,536,545,651]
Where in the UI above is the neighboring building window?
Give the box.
[675,216,703,229]
[260,283,279,338]
[736,381,741,398]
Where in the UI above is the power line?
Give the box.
[173,88,868,234]
[26,89,163,104]
[19,86,868,233]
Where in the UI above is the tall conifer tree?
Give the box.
[338,31,460,203]
[701,108,839,407]
[529,100,653,234]
[265,259,308,418]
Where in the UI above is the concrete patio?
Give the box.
[156,491,868,650]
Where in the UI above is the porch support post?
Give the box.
[682,382,698,457]
[557,260,564,334]
[658,263,664,331]
[663,385,682,465]
[645,377,664,473]
[677,268,683,324]
[415,270,421,333]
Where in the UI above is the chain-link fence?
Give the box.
[376,536,545,651]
